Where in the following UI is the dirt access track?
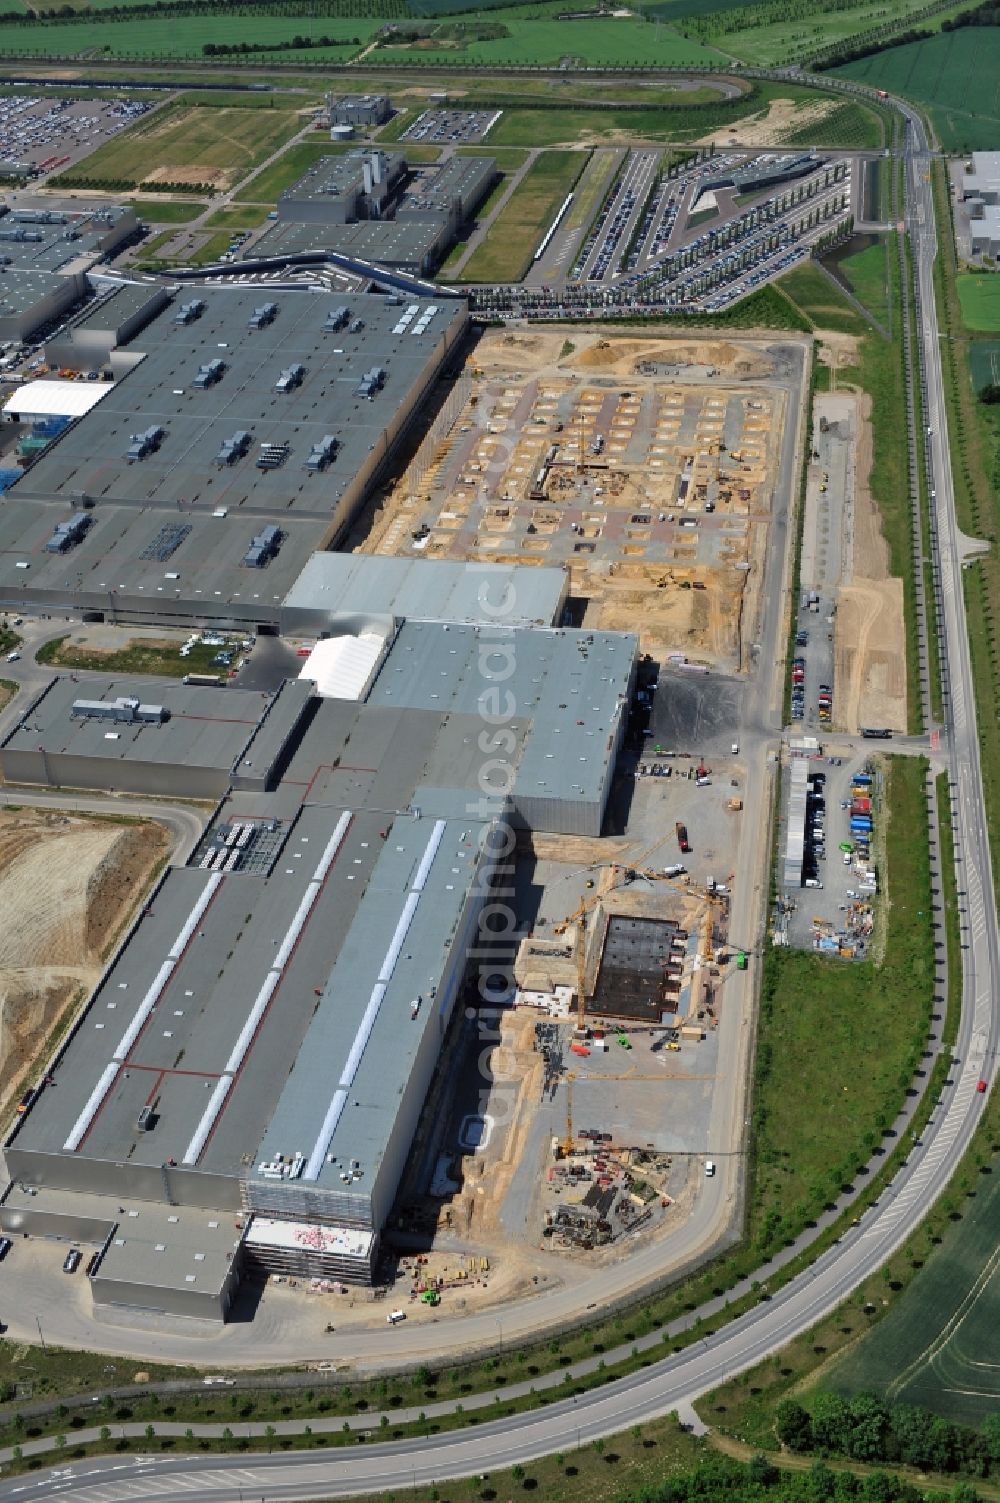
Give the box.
[363,326,806,669]
[0,809,169,1125]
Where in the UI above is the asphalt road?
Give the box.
[0,89,996,1503]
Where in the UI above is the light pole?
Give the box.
[35,1315,46,1351]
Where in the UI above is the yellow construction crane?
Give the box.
[561,1072,576,1158]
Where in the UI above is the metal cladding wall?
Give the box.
[0,748,230,801]
[2,1146,240,1213]
[0,1204,113,1245]
[0,272,83,345]
[92,1270,237,1321]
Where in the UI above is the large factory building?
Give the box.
[1,612,636,1318]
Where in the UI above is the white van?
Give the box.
[387,1309,406,1325]
[705,1160,716,1177]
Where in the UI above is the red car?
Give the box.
[977,1079,988,1093]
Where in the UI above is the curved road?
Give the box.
[0,91,996,1503]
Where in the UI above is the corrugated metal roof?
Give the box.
[281,554,567,630]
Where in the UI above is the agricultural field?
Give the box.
[459,148,586,282]
[834,29,1000,151]
[780,99,883,150]
[371,16,723,66]
[957,273,1000,331]
[0,12,380,59]
[54,102,302,191]
[685,0,953,65]
[826,1164,1000,1427]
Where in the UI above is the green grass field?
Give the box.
[133,198,207,223]
[750,757,933,1250]
[58,103,301,190]
[0,12,379,58]
[371,16,721,65]
[203,203,273,229]
[835,29,1000,151]
[834,237,892,327]
[781,99,883,150]
[958,274,1000,331]
[460,148,586,282]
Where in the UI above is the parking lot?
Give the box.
[779,748,881,958]
[0,92,152,177]
[400,108,501,144]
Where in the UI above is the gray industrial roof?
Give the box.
[12,286,465,516]
[251,217,448,265]
[0,499,326,617]
[10,689,508,1181]
[253,812,488,1191]
[280,553,567,631]
[367,621,635,808]
[1,674,273,771]
[67,280,166,335]
[0,285,467,617]
[279,149,405,210]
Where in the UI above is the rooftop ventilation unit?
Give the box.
[248,302,278,329]
[125,424,165,462]
[349,318,364,333]
[174,298,206,325]
[71,696,169,724]
[216,430,253,468]
[355,365,386,400]
[243,524,282,569]
[274,363,305,394]
[304,435,338,472]
[323,306,349,332]
[45,512,91,554]
[192,358,225,390]
[255,441,290,471]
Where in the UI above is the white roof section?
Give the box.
[3,379,111,420]
[298,633,387,700]
[245,1215,374,1259]
[783,756,809,888]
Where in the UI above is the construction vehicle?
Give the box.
[420,1289,440,1306]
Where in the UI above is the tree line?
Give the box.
[776,1395,1000,1480]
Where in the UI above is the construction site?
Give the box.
[362,327,806,668]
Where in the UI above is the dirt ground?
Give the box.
[0,811,169,1122]
[362,327,796,668]
[698,96,837,148]
[833,390,908,733]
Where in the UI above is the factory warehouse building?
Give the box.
[0,284,468,626]
[1,612,637,1319]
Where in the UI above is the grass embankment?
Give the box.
[779,236,923,732]
[930,159,1000,894]
[750,757,934,1253]
[461,149,587,282]
[36,636,235,678]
